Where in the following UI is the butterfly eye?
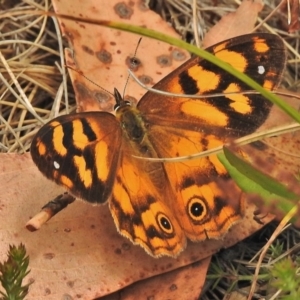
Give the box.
[187,197,207,222]
[156,213,173,235]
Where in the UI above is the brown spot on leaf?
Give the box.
[45,288,51,295]
[64,28,80,44]
[82,45,94,55]
[74,82,92,99]
[94,91,114,111]
[96,49,112,64]
[122,242,131,251]
[157,54,172,67]
[67,280,75,288]
[115,248,122,255]
[172,48,187,61]
[169,283,177,291]
[43,252,55,260]
[138,75,153,85]
[64,228,71,233]
[94,90,111,102]
[126,56,141,71]
[114,2,133,19]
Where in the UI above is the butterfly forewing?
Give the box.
[31,112,122,203]
[138,33,286,137]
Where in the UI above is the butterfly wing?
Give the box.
[139,33,286,137]
[137,33,285,241]
[31,112,122,203]
[109,147,186,257]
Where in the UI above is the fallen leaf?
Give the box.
[52,0,189,113]
[203,0,264,48]
[116,257,211,300]
[0,153,272,299]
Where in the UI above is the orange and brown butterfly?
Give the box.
[30,33,286,258]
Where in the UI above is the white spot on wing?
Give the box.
[258,65,265,75]
[54,161,60,169]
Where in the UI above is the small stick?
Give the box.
[26,193,76,231]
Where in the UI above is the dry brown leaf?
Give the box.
[117,257,211,300]
[0,153,271,299]
[52,0,189,113]
[240,92,300,217]
[203,0,264,48]
[246,91,300,177]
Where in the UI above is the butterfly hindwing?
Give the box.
[109,148,186,257]
[143,124,244,240]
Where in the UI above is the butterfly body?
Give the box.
[31,33,286,257]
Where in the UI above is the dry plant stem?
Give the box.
[252,0,285,31]
[247,205,298,300]
[51,82,64,118]
[0,114,25,153]
[269,289,282,300]
[287,0,292,24]
[192,0,201,48]
[51,15,70,115]
[0,52,44,123]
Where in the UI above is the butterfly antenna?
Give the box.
[65,65,114,97]
[122,37,142,99]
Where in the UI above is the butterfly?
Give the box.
[31,33,286,258]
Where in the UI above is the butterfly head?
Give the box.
[113,87,146,143]
[113,88,131,112]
